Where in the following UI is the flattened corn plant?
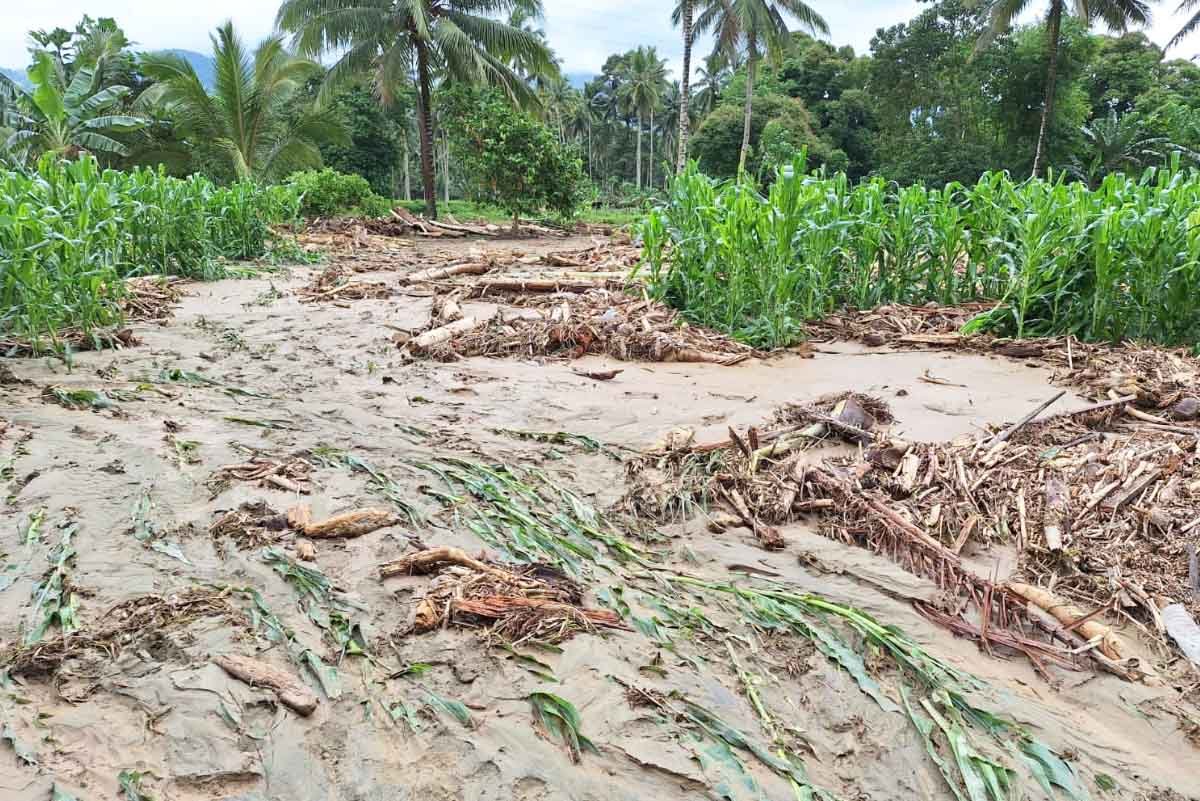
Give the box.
[427,454,1096,800]
[642,154,1200,349]
[0,154,301,352]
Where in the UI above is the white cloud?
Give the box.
[2,1,1196,78]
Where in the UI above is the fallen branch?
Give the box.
[213,654,318,716]
[380,546,507,579]
[1004,582,1125,661]
[407,312,496,353]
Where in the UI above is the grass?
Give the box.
[0,154,301,353]
[642,153,1200,349]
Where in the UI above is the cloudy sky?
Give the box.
[2,1,1196,76]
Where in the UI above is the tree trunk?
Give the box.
[636,112,643,189]
[738,43,757,175]
[415,37,438,218]
[1031,1,1063,178]
[649,107,655,189]
[442,131,450,204]
[402,131,411,201]
[677,0,693,171]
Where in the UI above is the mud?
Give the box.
[0,235,1195,801]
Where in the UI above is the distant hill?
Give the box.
[1,50,214,91]
[1,67,29,89]
[151,49,216,89]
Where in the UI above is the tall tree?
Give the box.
[975,0,1150,176]
[277,0,555,219]
[139,23,343,181]
[693,0,829,173]
[617,46,668,189]
[673,0,695,170]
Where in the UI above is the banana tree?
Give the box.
[1,51,146,162]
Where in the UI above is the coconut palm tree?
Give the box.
[693,0,828,174]
[1169,1,1200,49]
[139,22,343,182]
[1,51,146,163]
[692,54,732,118]
[1067,110,1180,185]
[974,0,1150,177]
[672,0,695,170]
[277,0,555,219]
[617,46,668,189]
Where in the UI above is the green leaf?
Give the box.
[425,691,474,729]
[118,769,153,801]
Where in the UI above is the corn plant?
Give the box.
[642,156,1200,349]
[0,154,301,352]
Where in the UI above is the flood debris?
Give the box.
[209,500,290,550]
[384,546,624,645]
[212,455,314,494]
[630,385,1200,680]
[213,653,319,716]
[4,589,232,677]
[298,264,391,302]
[121,276,187,323]
[405,289,756,365]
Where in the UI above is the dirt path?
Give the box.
[0,235,1195,801]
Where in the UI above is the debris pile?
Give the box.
[403,289,756,365]
[629,389,1200,680]
[121,276,188,323]
[212,455,314,494]
[381,546,624,645]
[298,264,391,302]
[2,589,232,678]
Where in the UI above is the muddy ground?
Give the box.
[1,234,1196,801]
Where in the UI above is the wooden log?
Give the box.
[406,262,491,283]
[213,654,318,716]
[1004,582,1124,660]
[304,508,398,539]
[407,313,495,352]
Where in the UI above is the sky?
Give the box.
[1,1,1197,77]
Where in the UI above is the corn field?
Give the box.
[640,155,1200,349]
[0,155,300,350]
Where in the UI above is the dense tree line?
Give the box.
[5,1,1200,215]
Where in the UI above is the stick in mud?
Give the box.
[213,654,319,716]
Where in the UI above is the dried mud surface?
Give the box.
[0,234,1196,801]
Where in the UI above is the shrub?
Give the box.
[287,168,391,218]
[442,88,585,226]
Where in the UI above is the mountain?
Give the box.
[152,49,215,89]
[1,67,30,89]
[1,50,214,91]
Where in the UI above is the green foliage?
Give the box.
[642,157,1200,349]
[0,154,300,351]
[317,82,407,196]
[138,23,345,182]
[2,50,147,162]
[443,88,585,224]
[287,168,391,217]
